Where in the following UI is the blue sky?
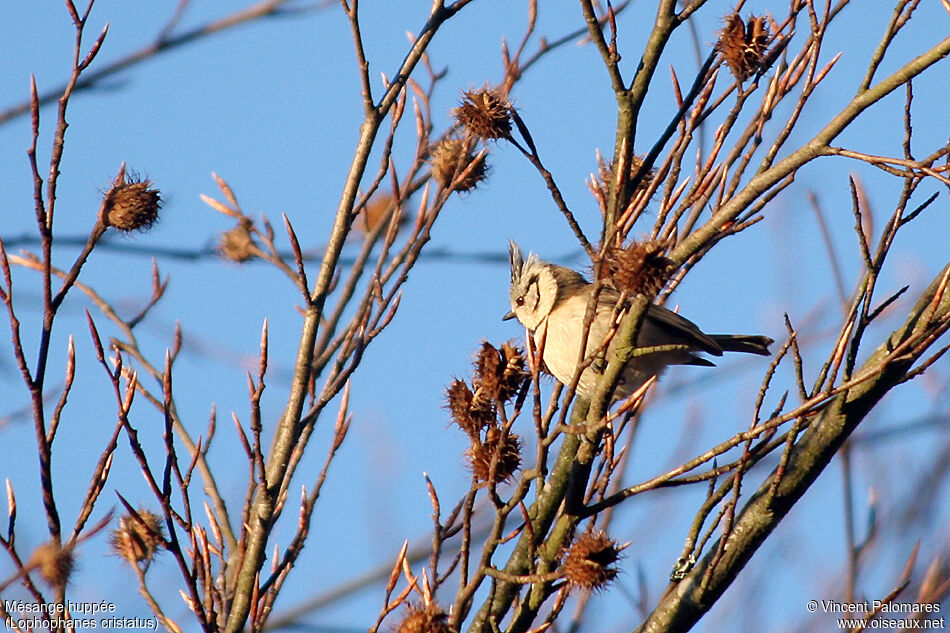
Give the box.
[1,2,948,632]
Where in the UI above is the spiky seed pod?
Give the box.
[596,153,656,201]
[563,530,622,592]
[473,342,529,403]
[356,194,402,233]
[499,342,528,401]
[473,341,504,403]
[102,174,162,232]
[430,138,488,192]
[453,87,512,141]
[396,602,452,633]
[468,426,521,484]
[717,13,770,81]
[445,378,494,437]
[602,240,675,298]
[111,509,165,564]
[28,541,74,587]
[217,220,258,262]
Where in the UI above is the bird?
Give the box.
[503,241,773,402]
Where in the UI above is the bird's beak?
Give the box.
[502,311,516,321]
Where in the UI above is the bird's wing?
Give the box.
[645,304,723,356]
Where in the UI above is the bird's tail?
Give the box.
[710,334,774,356]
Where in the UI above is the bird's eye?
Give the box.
[516,296,524,306]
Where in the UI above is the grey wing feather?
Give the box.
[645,304,724,356]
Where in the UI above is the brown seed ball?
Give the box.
[468,426,521,484]
[597,153,656,200]
[218,221,258,263]
[473,342,504,403]
[499,342,528,402]
[430,138,488,192]
[356,194,402,233]
[110,509,165,564]
[563,530,622,592]
[29,541,74,587]
[717,13,770,81]
[453,87,512,141]
[602,240,675,298]
[445,378,493,437]
[396,602,451,633]
[102,176,162,232]
[471,342,528,403]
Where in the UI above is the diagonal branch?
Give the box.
[672,33,950,265]
[635,264,950,633]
